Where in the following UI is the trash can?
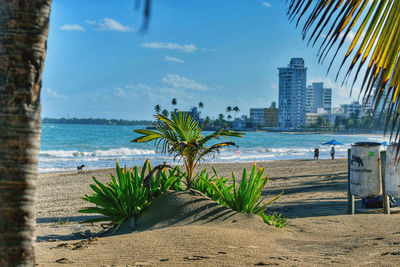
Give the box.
[386,144,400,197]
[350,142,383,197]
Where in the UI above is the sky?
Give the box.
[42,0,363,120]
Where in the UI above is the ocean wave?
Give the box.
[40,147,155,158]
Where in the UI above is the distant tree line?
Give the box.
[42,117,152,125]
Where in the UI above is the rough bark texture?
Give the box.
[0,1,51,266]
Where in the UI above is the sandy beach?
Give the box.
[35,159,400,266]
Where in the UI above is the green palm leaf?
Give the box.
[287,0,400,149]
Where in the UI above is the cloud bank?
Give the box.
[141,42,197,53]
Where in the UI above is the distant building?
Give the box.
[232,115,248,131]
[264,108,279,127]
[330,106,345,126]
[362,84,389,116]
[306,108,330,127]
[250,108,278,128]
[250,108,265,128]
[306,82,332,113]
[340,101,362,118]
[278,58,307,129]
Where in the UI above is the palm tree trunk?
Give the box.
[0,1,51,265]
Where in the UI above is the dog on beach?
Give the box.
[77,165,85,171]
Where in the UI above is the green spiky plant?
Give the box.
[261,212,287,228]
[192,168,232,202]
[206,163,283,216]
[78,160,179,232]
[131,112,243,189]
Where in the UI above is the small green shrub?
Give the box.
[208,163,282,214]
[192,168,232,202]
[78,160,179,232]
[144,160,185,198]
[260,212,287,228]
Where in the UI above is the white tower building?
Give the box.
[278,58,307,129]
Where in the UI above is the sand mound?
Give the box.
[133,190,272,231]
[36,190,289,266]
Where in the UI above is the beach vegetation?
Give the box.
[260,212,287,228]
[78,160,179,232]
[192,168,232,202]
[131,112,243,189]
[205,163,283,216]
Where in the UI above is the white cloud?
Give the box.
[262,2,271,8]
[60,24,85,31]
[113,87,125,97]
[86,20,96,25]
[87,18,132,32]
[44,88,66,98]
[164,56,185,64]
[162,74,209,91]
[141,42,197,53]
[339,30,357,43]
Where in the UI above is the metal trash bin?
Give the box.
[350,142,383,197]
[386,144,400,197]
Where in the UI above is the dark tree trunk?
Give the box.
[0,0,51,266]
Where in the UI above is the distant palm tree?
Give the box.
[154,104,161,114]
[233,106,240,119]
[227,115,232,120]
[288,1,400,147]
[226,106,232,120]
[161,109,169,117]
[198,101,204,116]
[171,98,177,112]
[218,113,225,121]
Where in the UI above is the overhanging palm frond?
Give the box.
[287,0,400,143]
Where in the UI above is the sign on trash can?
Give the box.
[350,142,383,197]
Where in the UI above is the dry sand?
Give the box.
[35,159,400,266]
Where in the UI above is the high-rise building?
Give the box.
[278,58,307,129]
[306,82,332,113]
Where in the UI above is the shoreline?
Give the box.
[38,157,347,174]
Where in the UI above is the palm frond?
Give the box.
[287,0,400,147]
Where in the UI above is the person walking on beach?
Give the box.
[314,147,319,159]
[330,146,335,160]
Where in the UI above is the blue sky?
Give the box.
[42,0,362,120]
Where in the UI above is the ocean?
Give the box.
[40,124,388,173]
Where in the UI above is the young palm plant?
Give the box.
[131,112,243,189]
